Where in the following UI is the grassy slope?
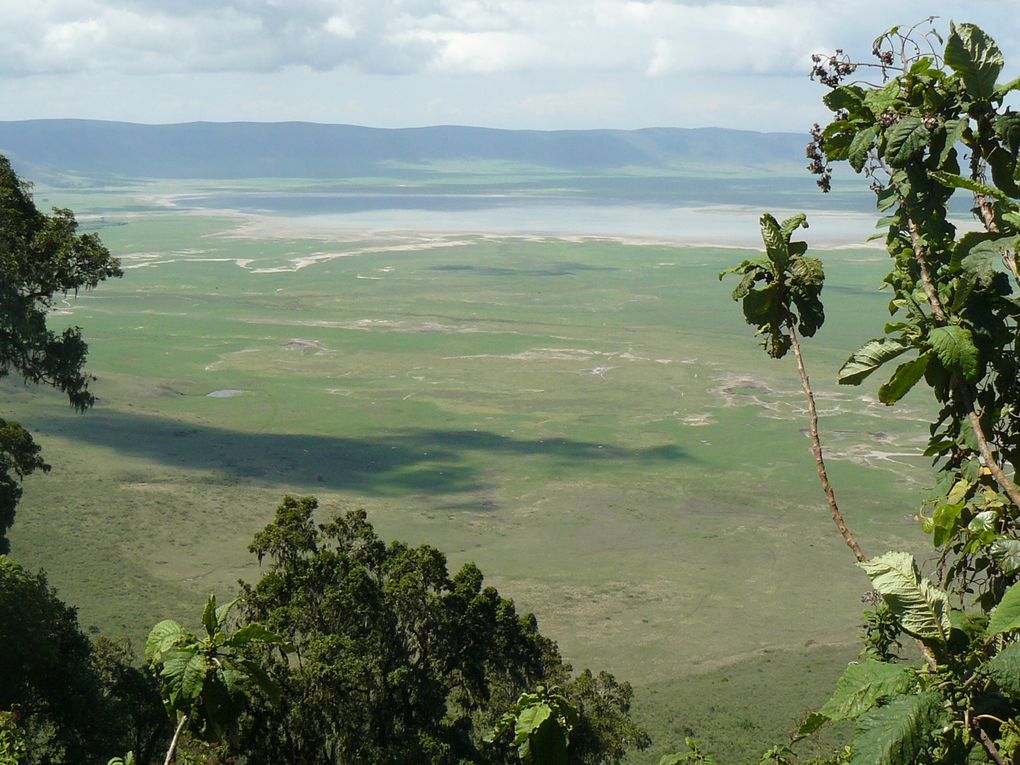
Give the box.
[6,181,928,762]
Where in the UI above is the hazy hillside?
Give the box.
[0,120,808,181]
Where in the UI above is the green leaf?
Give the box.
[985,642,1020,695]
[955,237,1006,287]
[202,594,217,637]
[214,597,238,627]
[145,620,187,662]
[927,325,980,381]
[945,22,1004,99]
[864,80,904,115]
[225,622,287,648]
[929,171,1016,206]
[731,269,760,301]
[791,256,824,289]
[161,649,208,706]
[818,660,913,720]
[524,713,569,765]
[849,692,942,765]
[876,185,898,212]
[931,501,965,547]
[936,119,966,168]
[996,75,1020,98]
[987,582,1020,637]
[968,510,999,546]
[779,213,808,240]
[181,651,209,700]
[884,117,930,168]
[824,86,865,112]
[797,712,828,737]
[859,552,951,643]
[160,649,197,705]
[760,213,790,271]
[991,539,1020,575]
[839,338,910,385]
[849,127,877,172]
[878,354,929,405]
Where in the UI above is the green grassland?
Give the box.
[5,183,932,762]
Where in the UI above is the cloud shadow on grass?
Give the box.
[31,409,691,498]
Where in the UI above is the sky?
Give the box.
[0,1,1016,132]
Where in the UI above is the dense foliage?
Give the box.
[0,155,121,552]
[718,19,1020,765]
[225,496,648,764]
[0,556,166,765]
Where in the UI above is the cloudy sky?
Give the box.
[0,1,1016,131]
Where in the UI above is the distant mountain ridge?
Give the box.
[0,119,808,181]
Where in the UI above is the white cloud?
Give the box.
[0,1,1017,129]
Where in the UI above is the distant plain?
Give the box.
[7,168,933,761]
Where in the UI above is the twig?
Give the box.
[163,714,188,765]
[787,320,867,562]
[975,721,1008,765]
[788,318,940,669]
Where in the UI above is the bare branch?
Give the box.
[787,319,867,563]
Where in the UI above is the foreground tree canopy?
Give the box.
[0,556,167,764]
[0,155,121,552]
[230,496,648,764]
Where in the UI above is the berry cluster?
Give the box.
[806,123,832,192]
[809,50,857,88]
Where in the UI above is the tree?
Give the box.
[718,19,1020,765]
[0,556,166,764]
[228,495,647,764]
[0,155,121,552]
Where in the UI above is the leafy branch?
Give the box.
[721,213,865,562]
[719,19,1020,765]
[144,594,289,765]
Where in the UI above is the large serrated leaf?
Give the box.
[779,213,808,239]
[865,80,903,115]
[181,651,209,700]
[928,325,980,381]
[859,552,951,643]
[954,236,1010,287]
[988,582,1020,637]
[936,119,966,168]
[145,620,187,662]
[791,257,824,292]
[878,354,929,405]
[760,213,789,270]
[849,692,942,765]
[985,642,1020,695]
[929,171,1015,206]
[839,338,910,385]
[225,622,287,648]
[884,117,930,168]
[160,649,199,705]
[214,597,238,628]
[824,86,865,112]
[945,22,1004,99]
[742,281,782,328]
[849,126,877,172]
[819,660,913,720]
